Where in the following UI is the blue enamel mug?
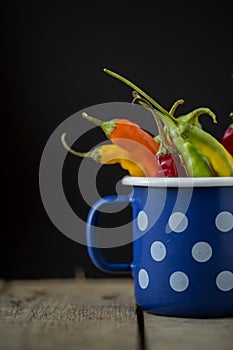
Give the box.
[86,177,233,318]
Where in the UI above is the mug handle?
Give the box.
[86,195,132,274]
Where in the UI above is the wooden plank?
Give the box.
[0,278,137,350]
[0,278,233,350]
[144,312,233,350]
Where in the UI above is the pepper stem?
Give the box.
[82,112,103,126]
[177,108,217,134]
[103,68,177,122]
[169,99,184,116]
[132,91,171,155]
[61,133,89,157]
[187,107,217,124]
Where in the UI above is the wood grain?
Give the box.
[0,278,232,350]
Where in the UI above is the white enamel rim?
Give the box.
[121,176,233,187]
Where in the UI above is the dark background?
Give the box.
[2,1,233,279]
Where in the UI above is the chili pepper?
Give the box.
[156,154,178,177]
[186,125,233,176]
[169,128,214,177]
[82,112,159,154]
[183,142,214,177]
[82,113,159,176]
[221,117,233,156]
[104,68,233,177]
[61,133,148,177]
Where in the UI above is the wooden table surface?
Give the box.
[0,278,232,350]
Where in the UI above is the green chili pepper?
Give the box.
[181,143,213,177]
[169,129,214,177]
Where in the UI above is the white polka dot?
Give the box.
[168,212,188,233]
[150,241,166,262]
[191,242,212,263]
[215,211,233,232]
[137,211,148,231]
[138,269,149,289]
[216,271,233,292]
[169,271,189,292]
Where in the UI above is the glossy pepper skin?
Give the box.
[156,154,178,177]
[82,113,159,177]
[82,113,159,154]
[61,133,147,177]
[169,128,214,177]
[186,125,233,177]
[221,123,233,156]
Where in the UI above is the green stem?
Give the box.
[61,133,88,157]
[169,99,184,116]
[152,108,179,131]
[82,112,103,126]
[132,91,170,154]
[104,68,177,123]
[181,108,217,124]
[61,133,101,162]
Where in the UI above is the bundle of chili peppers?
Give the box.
[61,69,233,178]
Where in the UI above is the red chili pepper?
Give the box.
[221,122,233,156]
[156,154,178,177]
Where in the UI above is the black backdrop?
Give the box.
[2,1,233,279]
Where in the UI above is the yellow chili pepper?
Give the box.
[61,133,147,177]
[186,126,233,176]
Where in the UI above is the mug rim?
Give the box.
[121,176,233,187]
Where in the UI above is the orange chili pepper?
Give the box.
[82,113,159,176]
[82,113,159,154]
